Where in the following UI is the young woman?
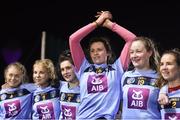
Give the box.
[121,37,161,119]
[0,62,36,119]
[69,11,136,119]
[32,59,61,119]
[58,50,80,120]
[157,48,180,119]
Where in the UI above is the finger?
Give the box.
[95,15,100,18]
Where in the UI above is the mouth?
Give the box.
[64,74,71,79]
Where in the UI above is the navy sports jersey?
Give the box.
[121,69,161,119]
[160,85,180,120]
[32,86,60,119]
[0,83,36,119]
[59,81,80,120]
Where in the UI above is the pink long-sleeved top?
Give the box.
[69,22,136,119]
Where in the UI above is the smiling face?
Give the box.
[5,66,23,88]
[90,41,109,64]
[33,63,49,87]
[160,53,180,82]
[60,60,76,82]
[129,40,152,70]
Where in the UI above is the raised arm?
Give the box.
[103,19,136,70]
[69,23,96,70]
[69,11,112,70]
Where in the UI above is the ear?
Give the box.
[107,51,111,57]
[148,50,153,57]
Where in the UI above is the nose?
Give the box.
[36,73,41,77]
[130,52,137,58]
[160,64,167,70]
[11,75,16,80]
[94,50,99,55]
[62,69,68,75]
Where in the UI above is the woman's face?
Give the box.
[33,64,49,87]
[60,60,76,82]
[5,66,22,88]
[130,40,152,70]
[160,54,180,81]
[90,42,109,64]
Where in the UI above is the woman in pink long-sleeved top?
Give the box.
[69,11,136,119]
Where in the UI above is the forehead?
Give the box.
[161,54,176,62]
[7,66,21,74]
[34,64,46,70]
[60,60,72,67]
[90,42,105,48]
[130,40,145,50]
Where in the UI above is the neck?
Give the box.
[37,82,49,88]
[68,78,79,89]
[135,64,151,71]
[168,78,180,88]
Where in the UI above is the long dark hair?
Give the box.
[57,49,75,81]
[88,36,116,64]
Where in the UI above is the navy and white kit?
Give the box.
[121,69,161,120]
[32,86,60,119]
[0,83,36,119]
[59,81,80,120]
[160,85,180,120]
[77,59,123,119]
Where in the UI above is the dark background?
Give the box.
[0,0,179,85]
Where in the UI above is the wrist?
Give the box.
[93,21,100,28]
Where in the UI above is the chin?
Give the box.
[66,79,72,82]
[94,62,104,65]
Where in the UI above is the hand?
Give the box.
[95,11,112,20]
[1,83,10,89]
[158,93,169,105]
[94,11,112,26]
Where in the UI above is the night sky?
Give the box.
[0,0,179,85]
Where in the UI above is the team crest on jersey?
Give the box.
[61,93,65,101]
[127,77,135,84]
[128,87,149,110]
[17,89,23,96]
[150,81,156,86]
[76,95,80,103]
[0,93,7,100]
[34,95,40,102]
[4,100,21,118]
[50,90,56,98]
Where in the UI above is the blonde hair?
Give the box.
[33,59,57,81]
[4,62,29,84]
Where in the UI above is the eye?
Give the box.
[60,68,64,72]
[160,62,164,66]
[90,49,94,53]
[129,51,133,54]
[66,66,71,70]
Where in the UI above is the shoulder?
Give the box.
[20,83,37,92]
[123,70,134,76]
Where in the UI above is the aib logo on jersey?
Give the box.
[128,87,149,109]
[165,113,180,120]
[62,105,76,120]
[37,102,55,119]
[4,100,21,118]
[87,74,108,93]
